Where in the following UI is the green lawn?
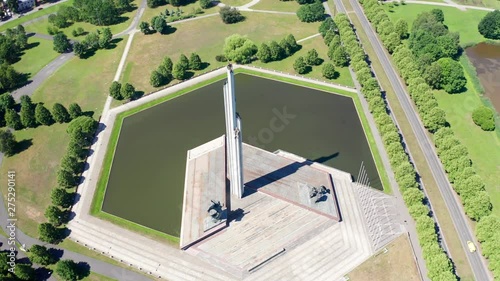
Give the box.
[435,61,500,216]
[251,0,301,12]
[221,0,254,7]
[383,4,489,46]
[252,35,354,87]
[25,0,140,39]
[140,1,218,24]
[124,11,322,93]
[454,0,500,9]
[83,272,117,281]
[0,0,75,32]
[13,37,59,78]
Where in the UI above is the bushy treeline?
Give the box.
[50,0,132,27]
[40,115,97,244]
[73,27,113,57]
[149,53,203,87]
[333,14,457,281]
[0,25,28,94]
[296,0,325,23]
[256,34,300,63]
[358,0,498,277]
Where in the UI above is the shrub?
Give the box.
[200,0,212,8]
[215,54,227,62]
[322,63,336,79]
[478,10,500,40]
[296,1,325,23]
[219,6,244,24]
[293,56,308,74]
[109,81,122,100]
[257,43,272,63]
[305,49,321,65]
[222,34,257,64]
[472,106,495,131]
[150,70,164,87]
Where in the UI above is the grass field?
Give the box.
[140,1,218,24]
[251,0,301,11]
[252,35,354,87]
[123,11,322,93]
[345,8,475,281]
[434,67,500,216]
[453,0,500,9]
[221,0,253,7]
[13,37,59,78]
[383,4,489,46]
[0,0,75,32]
[83,272,117,281]
[348,235,420,281]
[0,36,127,240]
[25,0,139,39]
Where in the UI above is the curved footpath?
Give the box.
[345,0,492,279]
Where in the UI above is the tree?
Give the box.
[60,154,82,174]
[189,53,202,70]
[53,33,71,53]
[120,83,135,100]
[424,63,442,89]
[285,34,299,52]
[172,62,187,80]
[56,259,84,281]
[472,106,495,131]
[332,46,349,67]
[269,41,284,61]
[57,169,77,188]
[0,93,15,111]
[423,107,446,132]
[35,103,54,126]
[296,0,315,4]
[20,103,36,128]
[140,21,150,34]
[403,188,425,206]
[0,64,23,93]
[319,17,337,37]
[109,81,122,100]
[322,62,336,79]
[323,30,335,46]
[72,42,87,58]
[478,10,500,39]
[200,0,212,9]
[296,1,325,23]
[476,215,500,242]
[45,205,67,226]
[0,129,16,157]
[14,264,35,280]
[219,6,244,24]
[73,0,120,26]
[68,103,83,119]
[257,43,272,63]
[305,49,321,65]
[5,109,22,130]
[38,223,61,244]
[147,0,165,8]
[394,19,409,39]
[150,70,164,87]
[52,103,71,123]
[152,16,167,34]
[279,37,293,57]
[435,58,466,93]
[51,188,74,208]
[431,9,444,23]
[67,116,97,138]
[98,28,112,49]
[222,34,257,64]
[179,54,190,69]
[384,32,401,54]
[29,244,56,265]
[464,191,492,221]
[162,56,173,73]
[293,56,308,74]
[7,0,18,14]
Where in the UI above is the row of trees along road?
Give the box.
[333,13,457,280]
[0,25,28,94]
[359,0,498,278]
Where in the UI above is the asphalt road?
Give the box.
[344,0,491,280]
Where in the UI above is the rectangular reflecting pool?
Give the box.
[102,74,381,236]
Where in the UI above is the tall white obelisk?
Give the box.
[223,64,244,198]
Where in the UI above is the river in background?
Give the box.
[466,42,500,113]
[102,74,381,236]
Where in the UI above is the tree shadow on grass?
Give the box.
[106,37,124,50]
[48,248,64,263]
[184,71,195,80]
[16,138,33,154]
[162,26,177,35]
[35,266,53,281]
[26,41,40,50]
[78,49,97,60]
[132,90,144,100]
[200,62,211,70]
[82,110,94,118]
[76,262,91,280]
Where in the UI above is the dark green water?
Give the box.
[102,74,381,236]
